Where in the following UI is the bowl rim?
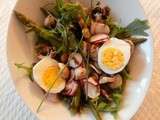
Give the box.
[5,0,154,120]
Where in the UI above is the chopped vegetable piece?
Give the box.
[89,100,102,120]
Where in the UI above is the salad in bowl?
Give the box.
[11,0,151,120]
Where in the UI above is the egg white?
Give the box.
[33,57,66,93]
[98,38,131,74]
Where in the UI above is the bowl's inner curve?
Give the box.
[7,0,153,120]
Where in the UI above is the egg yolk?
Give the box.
[42,66,63,89]
[102,47,124,70]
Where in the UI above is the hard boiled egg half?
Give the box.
[33,57,68,93]
[98,38,131,74]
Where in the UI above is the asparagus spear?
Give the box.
[89,100,102,120]
[14,11,61,48]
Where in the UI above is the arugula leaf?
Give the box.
[38,29,61,48]
[110,25,131,39]
[112,93,122,107]
[15,63,33,81]
[56,22,78,53]
[106,17,131,39]
[54,0,84,25]
[126,19,149,36]
[96,93,122,120]
[41,1,85,53]
[107,18,149,39]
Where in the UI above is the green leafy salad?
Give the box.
[15,0,149,120]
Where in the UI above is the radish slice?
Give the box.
[85,82,100,99]
[90,22,110,35]
[99,76,115,84]
[90,34,109,43]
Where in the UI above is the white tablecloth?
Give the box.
[0,0,37,120]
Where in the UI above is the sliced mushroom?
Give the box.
[94,13,103,22]
[90,21,110,35]
[64,80,78,96]
[92,7,103,22]
[84,82,100,99]
[92,6,110,21]
[99,76,115,84]
[44,14,57,29]
[69,53,83,68]
[58,63,70,80]
[74,66,87,80]
[109,74,123,89]
[90,34,109,44]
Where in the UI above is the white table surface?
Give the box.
[0,0,37,120]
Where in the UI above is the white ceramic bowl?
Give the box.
[7,0,153,120]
